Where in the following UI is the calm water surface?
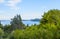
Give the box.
[1,20,39,25]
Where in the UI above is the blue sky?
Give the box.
[0,0,60,20]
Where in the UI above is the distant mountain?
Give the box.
[30,18,40,21]
[22,18,40,21]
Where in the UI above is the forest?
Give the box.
[0,9,60,39]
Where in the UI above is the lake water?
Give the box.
[1,20,39,25]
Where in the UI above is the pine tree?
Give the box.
[10,15,24,30]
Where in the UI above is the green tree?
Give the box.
[4,25,11,33]
[0,21,3,29]
[40,9,60,39]
[0,28,4,39]
[10,15,24,31]
[40,9,60,25]
[2,9,60,39]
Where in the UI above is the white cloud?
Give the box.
[6,0,21,10]
[0,0,21,10]
[21,12,44,20]
[0,15,10,20]
[0,0,4,3]
[0,10,17,20]
[7,0,21,7]
[21,6,49,20]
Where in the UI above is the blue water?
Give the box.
[1,20,39,25]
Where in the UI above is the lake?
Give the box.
[1,20,39,25]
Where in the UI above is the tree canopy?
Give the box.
[0,9,60,39]
[10,15,24,30]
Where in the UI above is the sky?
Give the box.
[0,0,60,20]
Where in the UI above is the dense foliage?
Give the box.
[0,9,60,39]
[10,15,25,31]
